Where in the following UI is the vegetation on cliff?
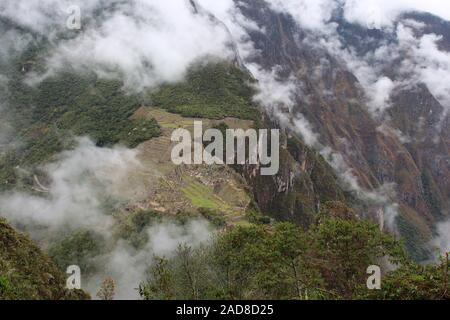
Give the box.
[148,62,258,120]
[0,218,89,300]
[139,202,449,300]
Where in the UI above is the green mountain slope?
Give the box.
[0,218,89,300]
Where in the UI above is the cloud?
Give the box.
[243,59,399,230]
[4,0,449,100]
[249,64,296,112]
[265,0,450,32]
[331,48,399,118]
[0,77,11,148]
[0,29,33,63]
[337,46,397,116]
[258,0,450,122]
[2,0,235,90]
[344,0,450,29]
[320,146,399,231]
[0,0,103,34]
[49,0,234,90]
[369,77,396,114]
[0,137,143,234]
[0,0,104,51]
[197,0,262,61]
[397,25,450,115]
[295,5,450,123]
[1,0,449,287]
[433,220,450,255]
[376,124,412,144]
[266,0,338,32]
[87,220,212,299]
[0,137,213,299]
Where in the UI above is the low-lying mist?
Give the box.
[1,0,449,298]
[0,137,213,299]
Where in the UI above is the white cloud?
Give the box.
[266,0,338,32]
[432,220,450,256]
[0,137,212,299]
[369,77,396,113]
[320,146,400,231]
[197,0,262,61]
[50,0,234,90]
[249,64,296,111]
[0,30,33,62]
[87,220,212,300]
[263,0,449,120]
[0,0,102,34]
[3,0,235,90]
[397,24,450,116]
[344,0,450,29]
[0,138,143,233]
[264,0,450,32]
[1,0,449,282]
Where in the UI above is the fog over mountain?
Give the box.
[0,0,449,300]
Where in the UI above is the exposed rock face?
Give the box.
[232,0,450,260]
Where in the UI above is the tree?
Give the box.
[97,277,115,300]
[139,257,174,300]
[309,217,404,298]
[138,212,445,301]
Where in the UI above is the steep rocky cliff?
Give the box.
[0,218,89,300]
